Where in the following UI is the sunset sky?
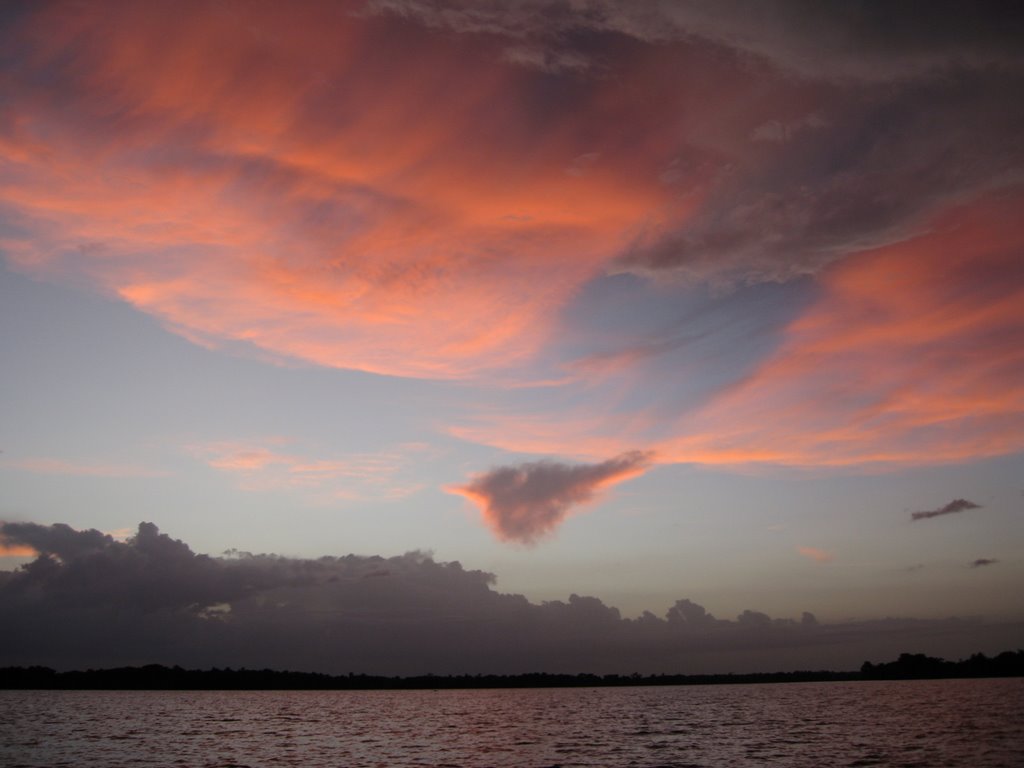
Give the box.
[1,1,1022,674]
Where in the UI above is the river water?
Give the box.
[2,678,1022,767]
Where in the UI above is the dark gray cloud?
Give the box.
[912,498,982,521]
[367,0,1024,80]
[1,522,1021,674]
[0,522,114,560]
[450,451,652,544]
[630,1,1024,81]
[618,77,1024,285]
[970,558,999,569]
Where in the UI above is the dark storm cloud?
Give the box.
[449,451,652,544]
[2,522,1020,675]
[911,499,982,521]
[970,558,998,568]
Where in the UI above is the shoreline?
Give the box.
[3,650,1021,691]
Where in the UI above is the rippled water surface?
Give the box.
[2,678,1022,767]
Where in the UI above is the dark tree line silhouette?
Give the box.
[1,650,1021,690]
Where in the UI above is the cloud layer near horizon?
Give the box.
[2,522,1018,675]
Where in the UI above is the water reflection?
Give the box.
[1,678,1021,767]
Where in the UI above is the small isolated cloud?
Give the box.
[449,451,652,544]
[911,498,981,521]
[970,558,999,569]
[797,546,834,563]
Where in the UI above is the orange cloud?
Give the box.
[448,194,1024,469]
[0,543,37,558]
[448,451,652,544]
[1,1,686,381]
[665,193,1024,467]
[797,547,834,563]
[188,439,428,500]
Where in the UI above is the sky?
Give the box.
[1,0,1023,675]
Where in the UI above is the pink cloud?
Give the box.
[0,2,684,381]
[188,440,427,500]
[665,193,1024,467]
[450,194,1024,470]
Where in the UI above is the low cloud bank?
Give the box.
[1,522,1020,675]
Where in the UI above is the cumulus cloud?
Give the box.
[448,451,651,544]
[2,521,1019,675]
[186,439,427,501]
[912,499,982,522]
[0,522,116,562]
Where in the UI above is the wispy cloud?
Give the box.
[5,457,168,478]
[0,2,662,381]
[448,451,652,544]
[664,197,1024,468]
[797,546,834,563]
[970,558,998,569]
[750,114,828,143]
[368,1,1024,81]
[188,439,428,501]
[0,0,1022,554]
[446,195,1024,472]
[912,499,982,522]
